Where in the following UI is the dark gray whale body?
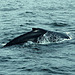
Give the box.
[4,28,70,47]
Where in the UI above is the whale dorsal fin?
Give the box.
[32,28,38,31]
[32,28,39,32]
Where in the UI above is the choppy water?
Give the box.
[0,0,75,75]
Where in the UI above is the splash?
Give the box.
[65,32,72,40]
[37,32,71,44]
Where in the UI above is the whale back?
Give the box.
[4,28,47,47]
[3,28,70,47]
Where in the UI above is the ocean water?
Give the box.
[0,0,75,75]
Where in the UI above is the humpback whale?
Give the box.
[4,28,70,47]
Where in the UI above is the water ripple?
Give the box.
[0,8,18,11]
[0,56,12,62]
[0,0,75,75]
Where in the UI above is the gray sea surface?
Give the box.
[0,0,75,75]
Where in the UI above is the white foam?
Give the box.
[37,32,72,44]
[65,32,72,40]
